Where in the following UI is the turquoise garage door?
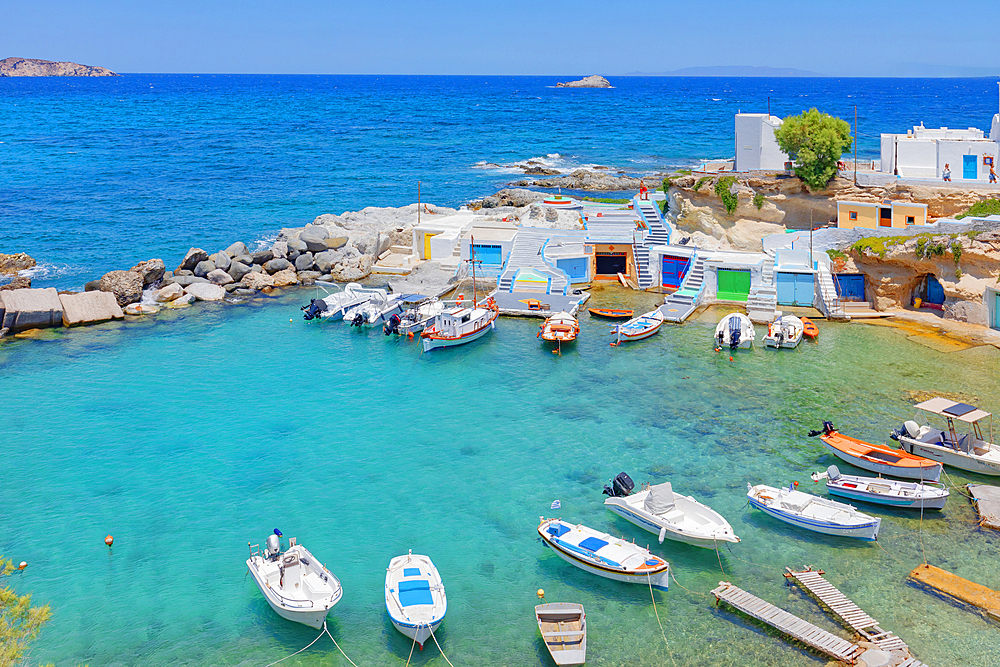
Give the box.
[472,244,502,266]
[556,257,589,283]
[776,272,814,306]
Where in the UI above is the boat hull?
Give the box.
[541,539,670,590]
[388,617,442,647]
[820,438,942,481]
[825,484,948,510]
[747,496,881,540]
[421,319,495,352]
[897,437,1000,476]
[588,308,633,319]
[605,501,739,549]
[247,559,332,629]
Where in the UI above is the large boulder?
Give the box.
[225,241,248,257]
[0,288,64,333]
[241,271,275,290]
[210,251,231,272]
[129,259,165,286]
[326,236,349,250]
[193,260,216,278]
[288,238,307,254]
[0,252,37,274]
[271,268,298,287]
[313,250,340,273]
[98,270,144,306]
[227,261,251,282]
[207,269,234,285]
[251,250,273,265]
[59,291,124,327]
[271,241,288,259]
[0,275,31,291]
[168,275,210,287]
[155,283,185,302]
[300,226,330,253]
[264,258,291,275]
[353,232,378,256]
[184,283,226,301]
[179,247,209,271]
[84,279,102,292]
[294,252,314,272]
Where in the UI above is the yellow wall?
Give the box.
[892,203,927,227]
[837,204,879,230]
[590,243,636,282]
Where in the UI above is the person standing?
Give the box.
[943,163,951,182]
[990,162,997,183]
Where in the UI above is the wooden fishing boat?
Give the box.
[811,465,949,510]
[385,551,446,649]
[747,483,882,541]
[537,518,669,590]
[588,308,633,319]
[801,316,819,338]
[891,397,1000,476]
[809,421,942,481]
[610,309,664,346]
[536,603,587,666]
[538,311,579,354]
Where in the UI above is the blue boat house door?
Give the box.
[472,244,503,267]
[661,255,689,289]
[963,154,977,180]
[834,274,865,302]
[776,272,815,307]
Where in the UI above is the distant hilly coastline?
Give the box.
[0,57,117,77]
[627,65,825,77]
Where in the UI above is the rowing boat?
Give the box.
[588,308,633,319]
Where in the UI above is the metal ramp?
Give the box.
[496,228,569,296]
[633,199,671,289]
[660,256,705,323]
[711,582,863,664]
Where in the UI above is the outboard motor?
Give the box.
[827,465,841,481]
[890,420,920,441]
[351,313,365,327]
[265,532,281,560]
[302,299,325,321]
[807,421,836,437]
[729,316,741,350]
[384,313,401,336]
[602,472,635,498]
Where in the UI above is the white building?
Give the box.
[880,115,1000,181]
[734,114,790,172]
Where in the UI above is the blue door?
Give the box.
[926,275,945,304]
[472,244,502,266]
[556,257,588,283]
[777,272,814,306]
[835,274,865,301]
[661,255,689,288]
[995,292,1000,329]
[963,155,977,180]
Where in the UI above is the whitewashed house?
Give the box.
[880,114,1000,181]
[735,114,790,172]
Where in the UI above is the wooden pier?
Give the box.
[711,581,863,664]
[785,567,908,652]
[909,563,1000,623]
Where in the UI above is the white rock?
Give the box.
[206,269,234,285]
[155,283,185,302]
[183,283,226,301]
[167,294,196,308]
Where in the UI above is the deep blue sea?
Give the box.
[3,76,1000,667]
[2,75,999,288]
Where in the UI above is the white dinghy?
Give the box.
[763,315,804,349]
[891,397,1000,476]
[385,551,447,649]
[811,465,949,510]
[603,480,740,549]
[301,283,388,321]
[747,483,881,541]
[536,603,587,666]
[714,312,755,350]
[246,530,343,629]
[537,518,670,590]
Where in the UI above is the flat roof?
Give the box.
[914,397,991,422]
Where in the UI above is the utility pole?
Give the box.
[854,105,858,186]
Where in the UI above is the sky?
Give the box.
[4,0,1000,77]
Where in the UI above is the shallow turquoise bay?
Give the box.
[2,293,999,666]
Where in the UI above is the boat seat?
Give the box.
[661,509,685,522]
[397,579,434,607]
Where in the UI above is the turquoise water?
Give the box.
[2,292,999,666]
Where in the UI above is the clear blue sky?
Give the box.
[4,0,999,76]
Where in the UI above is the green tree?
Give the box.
[1,557,52,667]
[774,108,853,191]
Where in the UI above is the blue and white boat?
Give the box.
[811,465,949,510]
[385,551,446,649]
[537,518,670,590]
[747,483,881,541]
[610,309,664,346]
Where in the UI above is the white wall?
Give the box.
[735,114,788,171]
[938,141,1000,181]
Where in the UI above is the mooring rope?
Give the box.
[941,468,974,499]
[262,625,326,667]
[713,536,727,576]
[323,622,362,667]
[427,623,456,667]
[647,572,679,667]
[404,634,417,667]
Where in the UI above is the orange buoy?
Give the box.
[18,561,27,570]
[793,481,799,487]
[105,535,114,546]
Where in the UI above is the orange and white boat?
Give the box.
[538,312,579,354]
[808,421,941,481]
[588,308,633,319]
[420,299,498,352]
[801,316,819,338]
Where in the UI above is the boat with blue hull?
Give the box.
[811,465,949,510]
[747,483,881,541]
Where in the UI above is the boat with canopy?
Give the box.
[891,397,1000,476]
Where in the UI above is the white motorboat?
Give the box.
[763,315,803,349]
[301,283,388,321]
[536,603,587,666]
[379,295,433,334]
[747,483,881,541]
[246,531,343,629]
[420,299,498,352]
[537,518,670,590]
[385,551,446,649]
[714,313,755,350]
[610,309,664,346]
[811,465,949,510]
[891,397,1000,476]
[604,479,740,549]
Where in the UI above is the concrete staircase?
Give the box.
[660,256,706,323]
[633,199,671,289]
[747,255,778,323]
[816,264,848,320]
[497,228,569,295]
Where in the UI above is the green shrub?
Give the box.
[677,169,693,175]
[967,230,980,239]
[774,108,853,190]
[826,249,847,260]
[659,199,668,215]
[956,268,963,279]
[693,176,711,192]
[955,198,1000,219]
[661,177,672,192]
[753,193,765,210]
[951,240,962,265]
[715,176,738,214]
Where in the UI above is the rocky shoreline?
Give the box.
[0,57,117,77]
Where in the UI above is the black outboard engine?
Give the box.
[602,472,635,498]
[807,421,836,437]
[384,313,401,336]
[729,316,741,350]
[302,299,326,321]
[351,313,365,327]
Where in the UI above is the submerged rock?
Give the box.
[183,283,226,301]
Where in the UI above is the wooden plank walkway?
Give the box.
[785,567,909,652]
[711,581,862,664]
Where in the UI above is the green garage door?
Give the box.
[717,269,750,302]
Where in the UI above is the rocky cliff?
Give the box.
[0,57,117,77]
[556,75,612,88]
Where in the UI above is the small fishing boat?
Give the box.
[367,293,426,328]
[420,299,498,352]
[301,283,388,321]
[801,316,819,338]
[811,465,949,510]
[246,530,343,629]
[385,551,446,649]
[890,397,1000,476]
[588,307,633,319]
[714,312,755,350]
[603,477,740,549]
[809,421,942,481]
[385,297,445,335]
[538,312,579,354]
[344,295,388,327]
[747,483,882,541]
[763,315,804,349]
[610,309,664,346]
[536,603,587,666]
[537,518,670,590]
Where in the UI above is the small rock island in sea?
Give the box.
[556,75,612,88]
[0,57,118,77]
